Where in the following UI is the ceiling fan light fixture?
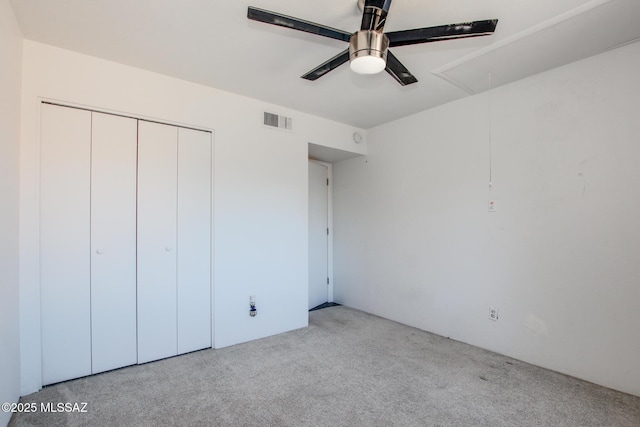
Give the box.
[350,55,386,74]
[349,30,389,74]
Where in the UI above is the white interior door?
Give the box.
[137,121,178,363]
[308,161,329,310]
[90,112,138,373]
[40,103,92,385]
[177,127,212,354]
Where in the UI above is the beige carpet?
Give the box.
[9,306,640,426]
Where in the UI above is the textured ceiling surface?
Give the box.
[10,0,640,128]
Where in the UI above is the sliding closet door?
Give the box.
[90,112,138,373]
[137,121,178,363]
[177,128,212,354]
[40,104,92,385]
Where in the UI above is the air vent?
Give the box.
[264,112,293,131]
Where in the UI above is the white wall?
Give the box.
[333,41,640,397]
[19,41,366,394]
[0,1,22,425]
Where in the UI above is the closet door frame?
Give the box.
[31,100,215,389]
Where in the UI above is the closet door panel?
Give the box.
[137,121,178,363]
[40,104,92,385]
[177,128,212,354]
[90,112,138,373]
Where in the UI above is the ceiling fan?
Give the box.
[247,0,498,86]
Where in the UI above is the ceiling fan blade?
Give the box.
[361,0,393,13]
[386,19,498,47]
[248,7,352,42]
[360,0,393,32]
[301,49,350,81]
[385,50,418,86]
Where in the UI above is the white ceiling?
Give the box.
[9,0,640,129]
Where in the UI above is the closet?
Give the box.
[39,103,212,385]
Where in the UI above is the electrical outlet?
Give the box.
[489,307,499,321]
[250,295,257,317]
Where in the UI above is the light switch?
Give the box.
[488,200,497,212]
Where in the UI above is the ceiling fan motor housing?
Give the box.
[349,30,389,74]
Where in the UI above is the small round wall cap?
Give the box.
[353,132,363,144]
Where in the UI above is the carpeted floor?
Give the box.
[9,306,640,426]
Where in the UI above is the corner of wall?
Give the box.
[0,0,23,425]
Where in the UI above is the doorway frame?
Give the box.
[309,159,334,304]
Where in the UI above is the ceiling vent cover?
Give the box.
[264,112,293,131]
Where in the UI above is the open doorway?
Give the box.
[308,142,364,312]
